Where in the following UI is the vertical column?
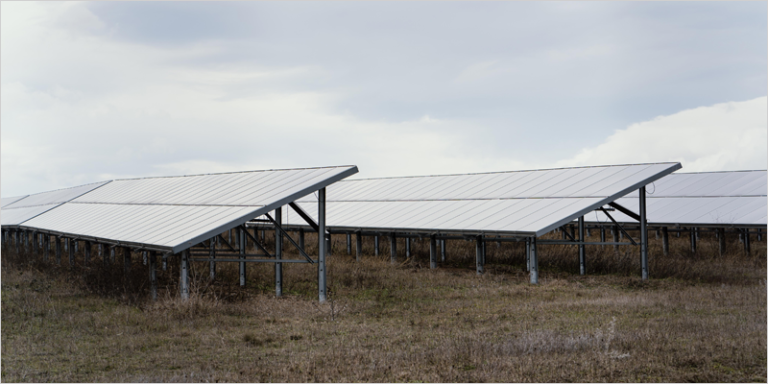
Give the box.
[744,228,751,256]
[180,250,190,300]
[529,237,538,284]
[406,237,412,259]
[149,251,157,301]
[110,246,116,264]
[613,225,619,252]
[239,227,246,287]
[318,188,327,303]
[578,216,585,276]
[429,235,437,269]
[55,236,62,265]
[475,235,484,275]
[162,253,167,271]
[690,228,697,254]
[525,238,531,271]
[43,235,50,262]
[600,227,605,249]
[124,247,131,274]
[718,228,726,256]
[390,233,397,264]
[84,241,91,264]
[275,207,283,297]
[299,228,305,251]
[662,227,669,256]
[374,235,380,256]
[98,244,103,263]
[346,233,352,255]
[142,250,148,266]
[758,228,763,242]
[209,237,216,280]
[639,186,648,280]
[355,232,362,262]
[441,239,446,262]
[32,232,38,254]
[24,230,29,253]
[69,239,75,269]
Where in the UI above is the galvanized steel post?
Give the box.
[578,216,585,275]
[149,251,157,301]
[429,235,437,269]
[142,250,148,266]
[69,239,75,268]
[180,250,190,300]
[43,235,50,262]
[600,227,606,249]
[32,232,38,254]
[209,237,216,280]
[613,225,619,252]
[275,207,283,297]
[390,233,397,264]
[406,237,412,259]
[744,228,751,256]
[318,188,327,303]
[239,227,246,287]
[690,228,696,254]
[299,228,305,251]
[525,237,531,271]
[109,246,116,264]
[355,232,362,261]
[718,228,726,256]
[640,186,648,280]
[662,227,669,256]
[475,235,484,275]
[529,237,538,284]
[55,236,62,265]
[124,247,131,274]
[346,233,352,255]
[84,241,91,264]
[374,235,380,257]
[440,239,446,262]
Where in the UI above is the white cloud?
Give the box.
[556,97,768,171]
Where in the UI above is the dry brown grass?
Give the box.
[1,230,766,382]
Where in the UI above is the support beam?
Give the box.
[525,238,531,272]
[529,237,538,284]
[406,237,412,258]
[69,239,75,269]
[149,251,157,301]
[346,233,352,255]
[124,247,131,274]
[640,186,648,280]
[180,250,190,300]
[600,227,606,249]
[355,232,362,262]
[209,237,216,280]
[744,228,751,256]
[318,188,327,303]
[390,233,397,264]
[110,246,116,264]
[429,235,437,269]
[613,225,619,252]
[690,228,697,254]
[662,227,669,256]
[239,227,246,287]
[275,207,282,297]
[374,235,380,257]
[718,228,726,256]
[578,216,585,275]
[440,239,446,262]
[84,241,91,264]
[475,235,484,275]
[299,228,305,251]
[142,250,148,266]
[55,236,62,265]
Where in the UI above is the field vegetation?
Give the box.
[2,228,766,382]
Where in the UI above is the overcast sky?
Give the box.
[2,1,766,197]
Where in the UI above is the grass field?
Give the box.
[2,229,766,382]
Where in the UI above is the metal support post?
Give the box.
[346,233,352,255]
[149,251,157,301]
[640,186,648,280]
[690,228,697,254]
[69,239,75,268]
[124,247,131,274]
[662,227,669,256]
[110,246,116,264]
[744,228,751,256]
[613,225,619,252]
[98,244,103,262]
[162,254,167,271]
[718,228,726,256]
[43,235,50,262]
[600,227,606,249]
[209,237,216,280]
[530,237,538,284]
[586,228,590,238]
[180,250,190,300]
[441,239,446,262]
[429,235,437,269]
[84,241,91,264]
[318,188,327,302]
[374,235,380,256]
[525,237,531,271]
[261,230,265,242]
[74,240,78,253]
[55,236,62,265]
[390,233,397,264]
[578,216,585,275]
[142,250,148,266]
[561,227,567,240]
[475,235,484,275]
[239,227,246,287]
[32,232,38,254]
[406,237,412,258]
[355,232,362,261]
[24,230,29,252]
[695,227,700,240]
[275,207,283,297]
[299,228,305,251]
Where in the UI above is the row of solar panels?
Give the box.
[2,163,765,254]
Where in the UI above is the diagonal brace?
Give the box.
[264,213,314,263]
[608,202,641,222]
[217,234,236,252]
[600,207,638,246]
[289,202,319,232]
[240,225,275,258]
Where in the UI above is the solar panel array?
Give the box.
[1,181,111,226]
[287,162,682,237]
[1,195,28,208]
[589,170,767,227]
[4,166,358,253]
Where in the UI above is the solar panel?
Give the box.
[16,166,358,253]
[1,195,28,208]
[287,162,682,237]
[590,170,767,227]
[1,181,110,226]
